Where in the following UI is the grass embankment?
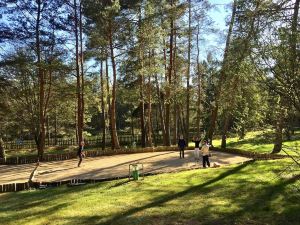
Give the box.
[0,159,299,225]
[6,130,300,158]
[5,146,79,158]
[212,130,300,155]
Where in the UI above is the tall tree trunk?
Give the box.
[196,22,202,137]
[185,0,191,142]
[108,24,120,149]
[154,74,167,145]
[179,104,186,136]
[207,0,237,142]
[54,107,58,145]
[79,1,85,143]
[36,0,45,160]
[74,0,83,145]
[105,56,112,148]
[221,113,230,149]
[165,0,174,146]
[46,115,50,146]
[290,0,299,74]
[172,25,178,144]
[147,75,153,147]
[100,60,106,150]
[0,138,5,160]
[131,114,135,142]
[289,0,300,109]
[146,51,153,147]
[139,73,146,147]
[272,113,284,153]
[75,103,78,142]
[272,97,285,153]
[138,8,146,148]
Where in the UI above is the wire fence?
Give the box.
[3,134,166,150]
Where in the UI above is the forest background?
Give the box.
[0,0,299,160]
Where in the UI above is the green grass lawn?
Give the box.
[1,159,299,225]
[212,130,300,155]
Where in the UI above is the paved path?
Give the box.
[0,150,250,185]
[0,164,36,184]
[33,150,250,183]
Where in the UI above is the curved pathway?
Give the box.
[34,150,250,183]
[0,150,250,185]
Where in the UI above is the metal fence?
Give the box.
[3,131,203,150]
[3,134,166,150]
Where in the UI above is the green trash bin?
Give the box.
[129,163,143,181]
[131,164,139,180]
[132,169,139,180]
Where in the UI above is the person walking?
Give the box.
[178,135,186,158]
[192,136,201,161]
[201,140,210,168]
[77,141,85,167]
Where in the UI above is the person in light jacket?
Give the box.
[192,136,201,161]
[201,140,210,168]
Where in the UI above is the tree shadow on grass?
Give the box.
[214,174,300,225]
[226,131,300,152]
[1,202,69,224]
[98,161,255,225]
[0,178,132,224]
[64,166,299,225]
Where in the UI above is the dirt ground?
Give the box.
[33,150,250,183]
[0,150,250,185]
[0,163,36,184]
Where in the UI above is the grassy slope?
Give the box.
[0,159,299,225]
[212,130,300,155]
[6,130,300,158]
[6,146,77,158]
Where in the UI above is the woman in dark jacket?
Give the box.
[178,135,186,158]
[77,141,85,167]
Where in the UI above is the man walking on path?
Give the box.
[77,141,85,167]
[178,135,186,158]
[201,140,210,168]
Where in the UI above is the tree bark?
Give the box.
[185,0,191,143]
[221,113,230,149]
[46,115,50,146]
[272,113,283,153]
[105,56,113,148]
[138,8,146,148]
[108,23,120,149]
[0,138,5,159]
[196,22,201,137]
[74,0,83,145]
[147,74,153,147]
[100,60,106,150]
[36,0,45,160]
[139,74,146,147]
[289,0,300,110]
[207,0,237,142]
[165,0,174,146]
[79,1,85,143]
[154,74,167,145]
[54,107,58,145]
[75,103,78,143]
[172,24,178,144]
